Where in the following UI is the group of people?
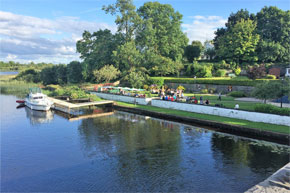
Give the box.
[186,96,210,105]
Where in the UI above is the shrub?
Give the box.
[234,67,241,76]
[200,89,208,94]
[143,85,149,90]
[148,77,164,88]
[228,91,246,97]
[215,69,227,77]
[16,69,41,83]
[265,75,276,79]
[254,104,290,116]
[247,64,266,79]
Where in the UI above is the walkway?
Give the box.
[235,97,290,108]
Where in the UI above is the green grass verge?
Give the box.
[116,101,289,134]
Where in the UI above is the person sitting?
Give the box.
[165,96,168,101]
[205,99,209,105]
[234,104,239,109]
[194,99,198,104]
[200,99,203,105]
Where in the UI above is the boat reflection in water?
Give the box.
[24,107,54,125]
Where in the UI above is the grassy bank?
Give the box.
[116,101,289,134]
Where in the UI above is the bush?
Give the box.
[227,91,246,97]
[15,69,41,83]
[265,75,276,79]
[143,85,149,90]
[148,77,164,88]
[254,104,290,116]
[215,69,227,77]
[234,67,241,76]
[247,64,266,79]
[200,89,208,94]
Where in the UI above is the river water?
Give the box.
[1,94,289,192]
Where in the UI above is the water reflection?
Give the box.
[24,107,54,125]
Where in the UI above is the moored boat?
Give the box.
[25,88,53,111]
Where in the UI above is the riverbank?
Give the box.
[114,102,289,145]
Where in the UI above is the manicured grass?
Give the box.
[116,101,290,134]
[183,93,260,111]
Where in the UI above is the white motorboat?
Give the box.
[25,88,53,111]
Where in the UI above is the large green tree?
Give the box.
[136,2,188,62]
[256,6,290,62]
[184,40,204,62]
[102,0,139,42]
[112,41,143,73]
[76,30,124,80]
[216,19,260,65]
[67,61,83,83]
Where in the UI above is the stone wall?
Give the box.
[151,100,290,126]
[92,92,152,105]
[167,83,254,94]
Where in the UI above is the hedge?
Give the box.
[150,77,279,86]
[254,104,290,116]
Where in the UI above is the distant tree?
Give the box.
[124,67,148,88]
[272,79,290,108]
[184,41,204,62]
[136,1,188,61]
[67,61,83,83]
[40,65,67,85]
[93,65,120,83]
[76,30,124,81]
[216,19,260,65]
[256,6,290,62]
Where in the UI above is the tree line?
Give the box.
[3,1,289,88]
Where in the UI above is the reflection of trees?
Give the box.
[78,112,182,190]
[211,133,289,174]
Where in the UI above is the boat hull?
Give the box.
[25,101,52,111]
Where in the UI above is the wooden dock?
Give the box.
[49,97,114,114]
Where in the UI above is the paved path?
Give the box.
[235,97,290,108]
[245,162,290,193]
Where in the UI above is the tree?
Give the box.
[216,19,260,65]
[184,41,204,62]
[252,81,276,103]
[93,65,120,83]
[76,30,124,81]
[214,9,254,52]
[123,67,148,88]
[112,41,143,73]
[247,64,266,79]
[102,0,139,42]
[256,6,290,62]
[40,65,67,85]
[136,2,188,61]
[67,61,83,83]
[272,79,290,108]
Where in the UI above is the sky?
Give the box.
[0,0,289,64]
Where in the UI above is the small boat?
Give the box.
[25,88,53,111]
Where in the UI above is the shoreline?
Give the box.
[114,104,289,145]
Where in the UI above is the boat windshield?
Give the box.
[29,87,42,94]
[33,96,43,99]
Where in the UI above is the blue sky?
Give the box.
[0,0,289,63]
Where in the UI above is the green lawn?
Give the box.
[183,93,260,111]
[116,101,289,134]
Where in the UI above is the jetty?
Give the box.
[49,97,114,115]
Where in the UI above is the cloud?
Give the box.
[0,11,116,63]
[182,15,226,43]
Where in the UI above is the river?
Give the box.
[1,94,289,192]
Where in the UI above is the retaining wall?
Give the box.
[151,100,290,126]
[92,92,152,105]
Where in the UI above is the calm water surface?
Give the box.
[0,71,18,75]
[1,94,289,192]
